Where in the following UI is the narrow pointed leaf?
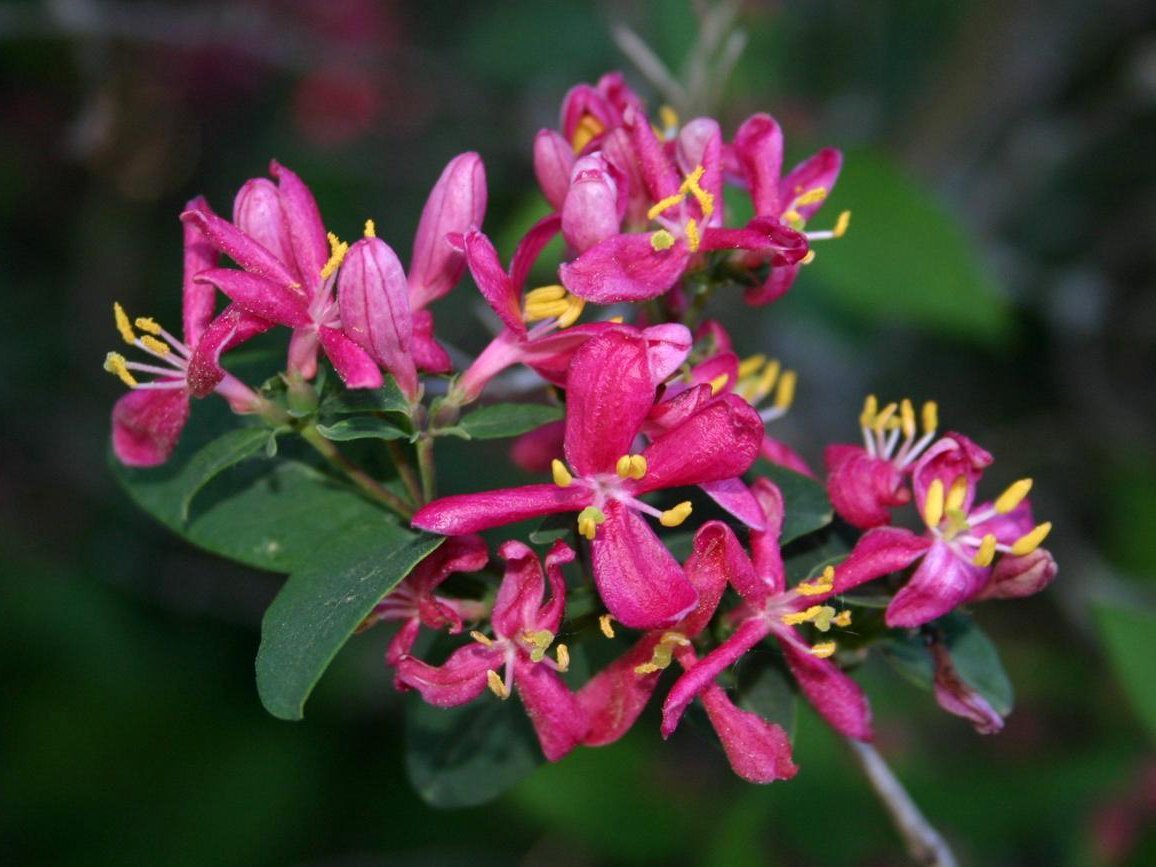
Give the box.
[456,403,564,440]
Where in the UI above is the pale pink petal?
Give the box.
[232,179,299,283]
[560,233,690,303]
[886,540,989,628]
[395,643,501,707]
[701,477,767,530]
[514,660,585,762]
[534,129,575,210]
[676,118,723,224]
[733,113,784,217]
[287,328,320,380]
[781,638,872,740]
[182,196,219,346]
[642,323,693,381]
[412,484,592,535]
[196,268,309,327]
[317,326,384,390]
[562,153,621,253]
[970,500,1036,546]
[912,433,993,516]
[269,160,330,287]
[700,683,798,783]
[409,152,487,308]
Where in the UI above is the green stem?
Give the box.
[387,440,423,506]
[416,434,437,503]
[299,425,415,518]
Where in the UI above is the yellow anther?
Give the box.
[945,475,969,513]
[486,669,510,699]
[832,610,853,628]
[659,105,680,135]
[139,335,170,356]
[833,210,852,238]
[781,605,824,627]
[599,614,616,639]
[794,187,829,208]
[873,402,898,434]
[614,454,647,480]
[647,192,686,221]
[800,250,816,265]
[681,165,715,218]
[796,566,835,596]
[577,506,607,541]
[320,232,348,279]
[103,352,138,388]
[782,209,804,231]
[551,459,574,488]
[685,218,701,252]
[650,229,676,251]
[608,315,625,324]
[113,303,136,345]
[134,317,163,336]
[923,479,945,528]
[571,114,604,153]
[470,630,493,647]
[901,399,916,439]
[995,478,1033,514]
[555,644,570,672]
[709,373,730,395]
[774,370,797,411]
[523,629,554,663]
[634,631,690,674]
[738,354,766,379]
[755,359,781,401]
[364,219,376,238]
[922,400,938,434]
[811,605,839,632]
[659,501,693,528]
[860,394,879,428]
[809,642,838,659]
[525,284,567,304]
[972,534,998,568]
[1011,522,1052,557]
[555,294,585,328]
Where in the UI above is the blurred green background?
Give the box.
[3,1,1156,864]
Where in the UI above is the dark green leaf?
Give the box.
[751,461,833,544]
[735,661,797,739]
[1093,602,1156,742]
[405,692,543,808]
[316,416,409,442]
[529,513,574,546]
[320,376,410,416]
[454,403,564,440]
[783,523,855,584]
[256,529,442,720]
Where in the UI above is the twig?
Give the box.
[386,440,423,507]
[846,739,959,867]
[415,434,437,504]
[299,425,415,519]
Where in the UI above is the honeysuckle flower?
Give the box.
[396,540,584,762]
[105,197,265,467]
[579,521,798,783]
[837,433,1056,627]
[730,113,849,305]
[415,330,764,629]
[559,110,809,304]
[825,395,942,528]
[183,161,385,390]
[359,534,489,685]
[663,479,897,742]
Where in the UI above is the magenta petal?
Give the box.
[412,484,592,535]
[409,309,452,374]
[733,113,784,217]
[182,196,219,346]
[534,129,575,210]
[641,323,693,381]
[458,230,525,337]
[385,618,423,669]
[781,638,873,740]
[825,444,909,530]
[682,522,751,635]
[577,636,663,746]
[562,153,621,253]
[700,683,798,783]
[971,500,1035,546]
[760,435,815,478]
[514,659,585,762]
[886,540,989,628]
[111,388,191,467]
[186,304,272,397]
[269,161,330,286]
[624,107,681,200]
[749,478,787,598]
[560,233,691,303]
[931,643,1004,734]
[912,433,993,515]
[510,420,565,474]
[701,478,767,532]
[181,208,299,289]
[563,330,655,476]
[196,268,309,327]
[781,148,842,222]
[637,395,763,493]
[411,534,488,597]
[287,328,320,380]
[317,326,384,390]
[661,617,771,737]
[508,214,562,295]
[833,526,931,600]
[745,263,799,307]
[395,643,501,707]
[409,152,487,308]
[492,540,548,638]
[591,502,697,630]
[976,548,1057,601]
[233,179,300,284]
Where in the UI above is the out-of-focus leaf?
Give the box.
[453,403,564,440]
[751,461,833,544]
[1094,602,1156,742]
[811,150,1010,341]
[316,416,409,442]
[256,528,441,720]
[529,513,573,546]
[320,377,410,416]
[736,661,797,739]
[405,692,543,808]
[783,523,855,584]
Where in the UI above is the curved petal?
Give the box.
[912,433,993,516]
[409,152,487,308]
[833,526,932,599]
[700,221,809,266]
[825,444,909,529]
[385,617,423,669]
[676,118,723,225]
[534,129,575,211]
[233,178,299,284]
[269,160,330,287]
[412,483,592,535]
[394,643,500,707]
[410,534,489,598]
[182,196,219,346]
[509,213,562,296]
[642,323,693,381]
[510,420,566,474]
[886,540,989,628]
[931,643,1004,734]
[111,388,190,467]
[577,636,663,746]
[700,682,798,783]
[700,478,767,531]
[560,233,691,303]
[748,478,787,598]
[514,660,585,762]
[623,107,680,200]
[410,309,453,374]
[976,547,1057,601]
[317,326,385,390]
[196,269,309,327]
[744,263,799,307]
[563,330,655,476]
[760,434,814,478]
[590,501,697,630]
[780,148,842,222]
[186,304,272,398]
[492,540,548,639]
[733,113,784,217]
[682,521,752,635]
[562,153,621,253]
[456,230,525,336]
[781,638,872,740]
[180,208,299,289]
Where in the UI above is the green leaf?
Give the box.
[809,150,1011,342]
[454,403,564,440]
[783,523,855,584]
[114,426,274,525]
[736,662,797,739]
[405,692,543,808]
[315,416,409,442]
[751,461,833,545]
[255,529,442,720]
[1094,602,1156,742]
[529,513,574,546]
[320,377,410,416]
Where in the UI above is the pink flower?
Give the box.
[105,197,265,466]
[396,540,584,762]
[929,640,1004,734]
[579,521,798,783]
[837,434,1056,627]
[730,113,849,305]
[359,535,489,687]
[414,330,763,629]
[663,480,885,743]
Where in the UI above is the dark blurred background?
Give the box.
[3,1,1156,864]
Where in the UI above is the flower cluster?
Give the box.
[108,71,1056,783]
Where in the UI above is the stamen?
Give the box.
[523,629,554,663]
[738,354,766,379]
[1010,522,1052,556]
[650,229,676,251]
[794,187,828,208]
[634,631,690,674]
[685,218,701,253]
[577,506,607,541]
[134,317,163,336]
[659,501,693,528]
[599,614,616,639]
[995,478,1033,514]
[615,454,648,481]
[363,219,376,238]
[659,105,680,136]
[782,209,804,231]
[756,360,782,401]
[139,335,170,356]
[923,479,945,528]
[103,352,138,387]
[555,644,570,672]
[113,303,136,345]
[796,566,835,596]
[781,605,824,627]
[809,642,837,659]
[681,165,714,218]
[774,370,797,412]
[873,402,898,434]
[945,475,969,513]
[320,232,349,279]
[486,669,510,699]
[860,395,879,429]
[708,373,729,395]
[900,399,916,439]
[922,401,938,434]
[648,192,686,221]
[800,250,816,265]
[972,534,997,568]
[470,630,493,647]
[833,610,853,628]
[833,210,851,238]
[571,114,604,153]
[555,294,585,328]
[811,606,839,632]
[551,459,574,488]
